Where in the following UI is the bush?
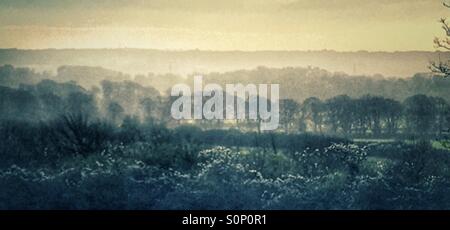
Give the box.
[50,114,115,157]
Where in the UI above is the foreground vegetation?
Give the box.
[1,118,449,210]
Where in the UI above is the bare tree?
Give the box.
[431,2,450,77]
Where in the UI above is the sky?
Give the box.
[0,0,449,51]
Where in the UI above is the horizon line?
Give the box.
[0,47,446,53]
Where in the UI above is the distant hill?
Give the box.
[0,49,448,78]
[2,64,450,104]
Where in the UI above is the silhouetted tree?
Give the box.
[279,99,300,133]
[432,96,450,135]
[404,95,437,136]
[383,98,403,135]
[107,102,125,125]
[302,97,325,133]
[325,95,354,135]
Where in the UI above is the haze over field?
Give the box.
[1,49,449,78]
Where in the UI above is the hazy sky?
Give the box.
[0,0,449,51]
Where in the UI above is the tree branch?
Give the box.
[430,61,450,77]
[434,37,450,50]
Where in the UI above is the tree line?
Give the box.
[0,74,449,139]
[279,94,449,138]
